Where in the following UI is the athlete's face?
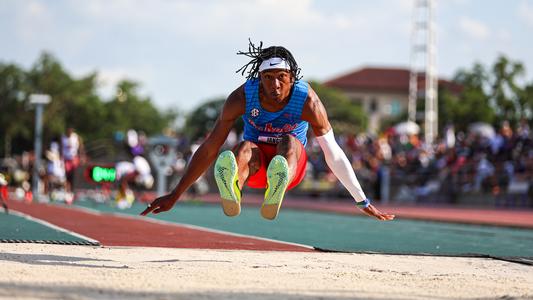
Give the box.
[259,69,294,103]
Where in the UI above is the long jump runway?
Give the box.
[3,199,312,251]
[3,195,533,258]
[1,196,533,299]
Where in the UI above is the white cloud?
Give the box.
[459,16,490,40]
[97,68,131,91]
[71,65,156,100]
[332,15,353,30]
[15,1,54,44]
[518,1,533,27]
[68,0,367,40]
[495,29,512,42]
[27,1,46,16]
[441,0,471,7]
[5,0,531,112]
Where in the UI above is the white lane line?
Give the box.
[6,209,100,244]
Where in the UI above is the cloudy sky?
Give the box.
[1,0,533,112]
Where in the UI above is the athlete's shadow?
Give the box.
[0,252,128,269]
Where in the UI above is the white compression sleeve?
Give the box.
[315,129,367,203]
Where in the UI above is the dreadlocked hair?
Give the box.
[236,39,302,80]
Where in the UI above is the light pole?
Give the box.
[408,0,438,144]
[30,94,51,198]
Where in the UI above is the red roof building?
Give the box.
[324,66,461,133]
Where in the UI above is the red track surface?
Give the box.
[7,200,313,252]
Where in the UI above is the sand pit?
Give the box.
[0,243,532,299]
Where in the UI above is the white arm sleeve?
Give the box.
[315,129,367,203]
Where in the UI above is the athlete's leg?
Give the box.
[215,141,262,217]
[275,135,303,182]
[233,141,262,190]
[262,135,303,220]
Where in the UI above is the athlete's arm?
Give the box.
[141,85,246,215]
[301,86,394,221]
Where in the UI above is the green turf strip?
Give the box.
[0,211,91,243]
[74,199,533,258]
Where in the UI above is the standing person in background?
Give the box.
[44,140,66,193]
[61,127,85,200]
[0,173,8,213]
[44,139,73,203]
[142,41,394,222]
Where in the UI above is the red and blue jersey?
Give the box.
[242,78,309,146]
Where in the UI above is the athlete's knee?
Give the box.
[277,135,300,156]
[234,141,256,158]
[234,141,261,170]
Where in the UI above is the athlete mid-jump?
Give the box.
[141,41,394,221]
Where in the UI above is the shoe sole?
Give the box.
[261,155,289,220]
[214,150,241,217]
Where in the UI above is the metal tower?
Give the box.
[408,0,438,143]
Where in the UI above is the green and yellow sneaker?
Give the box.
[214,150,241,217]
[261,155,290,220]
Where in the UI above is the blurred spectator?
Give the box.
[115,155,154,209]
[127,129,147,156]
[473,153,494,192]
[61,127,85,195]
[0,173,8,213]
[44,140,66,195]
[301,119,531,206]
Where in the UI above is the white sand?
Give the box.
[0,243,532,300]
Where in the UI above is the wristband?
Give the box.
[356,198,371,209]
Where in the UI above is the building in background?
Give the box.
[324,67,461,135]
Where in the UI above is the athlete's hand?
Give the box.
[360,204,395,221]
[140,194,177,216]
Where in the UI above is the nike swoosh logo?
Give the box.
[217,167,228,184]
[218,166,234,197]
[269,62,280,66]
[271,172,286,196]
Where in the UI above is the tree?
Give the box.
[439,55,532,132]
[0,52,175,157]
[441,63,496,131]
[183,97,243,142]
[309,80,367,134]
[521,82,533,120]
[104,80,176,139]
[0,63,32,156]
[26,52,79,139]
[490,55,526,124]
